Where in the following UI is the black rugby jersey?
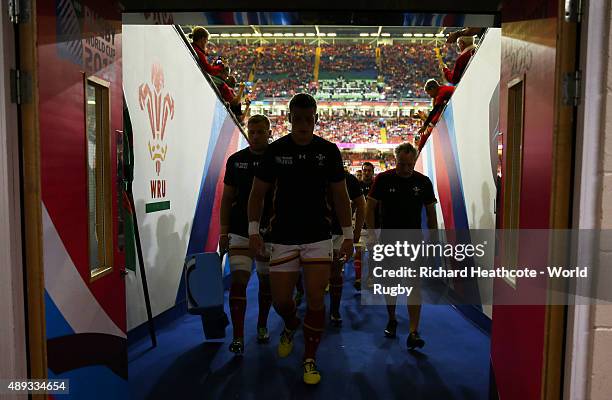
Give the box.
[255,134,345,244]
[331,172,363,235]
[369,169,437,229]
[223,148,273,238]
[361,179,380,228]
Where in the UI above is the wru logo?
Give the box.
[139,63,175,176]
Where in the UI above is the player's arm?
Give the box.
[419,103,445,134]
[219,184,236,253]
[352,195,366,242]
[330,180,352,231]
[446,27,483,44]
[247,177,272,256]
[425,203,438,229]
[330,180,354,260]
[366,196,378,231]
[220,184,236,234]
[248,177,271,229]
[220,155,238,252]
[425,202,438,243]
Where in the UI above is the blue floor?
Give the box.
[129,264,491,400]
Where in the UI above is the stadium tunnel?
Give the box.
[4,0,609,399]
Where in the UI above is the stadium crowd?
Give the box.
[190,26,476,149]
[208,41,457,100]
[268,114,419,144]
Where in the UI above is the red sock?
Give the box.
[329,275,343,315]
[303,307,325,360]
[229,282,247,339]
[274,301,300,331]
[257,285,272,328]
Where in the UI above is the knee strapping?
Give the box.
[229,255,253,273]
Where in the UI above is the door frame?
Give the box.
[543,0,581,399]
[0,0,28,385]
[16,0,48,380]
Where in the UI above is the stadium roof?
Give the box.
[185,25,459,40]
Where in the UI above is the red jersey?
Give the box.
[434,85,455,107]
[443,46,475,85]
[193,44,224,76]
[218,82,235,103]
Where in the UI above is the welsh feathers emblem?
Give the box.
[138,63,175,176]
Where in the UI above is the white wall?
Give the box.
[123,25,242,330]
[419,28,501,318]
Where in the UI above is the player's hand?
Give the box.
[219,234,229,255]
[338,239,354,262]
[249,234,265,258]
[446,31,460,44]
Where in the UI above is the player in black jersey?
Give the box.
[359,161,377,290]
[366,142,438,350]
[360,161,375,195]
[248,94,353,385]
[329,171,365,325]
[220,114,273,355]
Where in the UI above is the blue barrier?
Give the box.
[184,252,229,339]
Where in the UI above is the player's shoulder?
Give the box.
[267,134,291,151]
[229,147,249,161]
[345,171,359,184]
[412,170,432,183]
[313,134,339,151]
[226,150,241,163]
[376,169,396,180]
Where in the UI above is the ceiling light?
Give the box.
[318,32,327,36]
[284,33,294,37]
[295,33,305,37]
[241,33,251,37]
[381,33,390,37]
[435,33,445,37]
[370,33,378,37]
[413,33,423,37]
[231,33,241,37]
[262,33,272,37]
[252,32,262,36]
[306,33,315,37]
[210,33,219,37]
[327,33,337,37]
[424,33,434,37]
[220,33,230,37]
[360,33,369,37]
[273,33,283,37]
[402,33,412,37]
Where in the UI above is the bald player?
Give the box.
[366,142,438,350]
[220,114,274,355]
